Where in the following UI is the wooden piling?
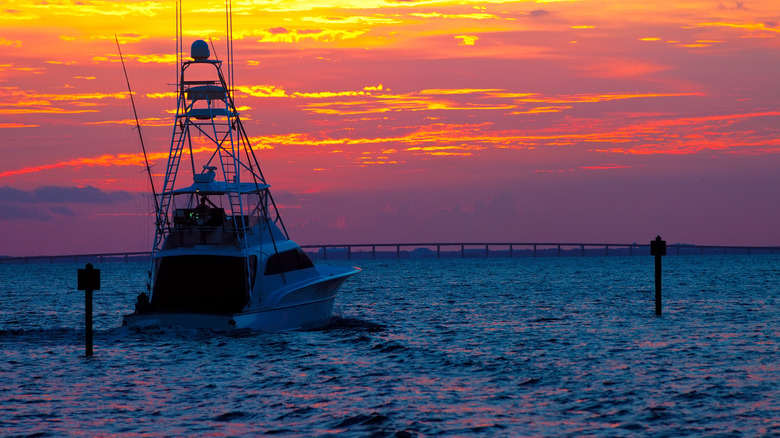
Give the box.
[650,236,666,316]
[77,263,100,357]
[85,289,93,356]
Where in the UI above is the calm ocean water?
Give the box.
[1,255,778,437]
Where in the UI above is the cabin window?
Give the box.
[151,255,247,314]
[264,248,314,275]
[173,207,226,227]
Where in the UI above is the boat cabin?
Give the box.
[149,254,253,314]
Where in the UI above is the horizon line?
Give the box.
[2,241,778,261]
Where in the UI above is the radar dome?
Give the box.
[191,40,210,60]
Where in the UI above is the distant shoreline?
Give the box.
[2,242,778,263]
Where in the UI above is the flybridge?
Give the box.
[169,181,270,195]
[176,51,235,121]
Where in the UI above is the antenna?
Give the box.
[230,0,235,91]
[225,0,234,91]
[175,0,180,87]
[115,35,160,218]
[179,0,183,67]
[208,36,219,61]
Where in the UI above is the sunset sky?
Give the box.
[1,0,779,256]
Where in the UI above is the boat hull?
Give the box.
[123,268,357,331]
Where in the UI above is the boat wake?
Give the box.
[318,315,386,333]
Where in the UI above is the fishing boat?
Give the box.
[123,39,359,330]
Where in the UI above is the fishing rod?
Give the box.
[114,35,160,220]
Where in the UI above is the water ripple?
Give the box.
[0,256,778,436]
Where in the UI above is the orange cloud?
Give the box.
[298,89,703,116]
[85,117,170,127]
[0,87,126,115]
[0,151,165,180]
[246,107,780,162]
[0,142,233,180]
[0,108,99,115]
[0,123,40,128]
[591,111,780,155]
[580,164,632,170]
[0,87,126,101]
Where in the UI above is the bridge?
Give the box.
[0,242,777,264]
[304,242,779,260]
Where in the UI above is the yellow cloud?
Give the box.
[294,89,700,117]
[300,15,401,25]
[93,54,176,64]
[0,64,45,74]
[0,9,37,20]
[420,88,500,95]
[411,12,499,20]
[235,85,288,98]
[145,92,177,99]
[695,21,780,34]
[510,105,573,114]
[406,145,487,155]
[26,1,164,17]
[455,35,479,46]
[235,84,387,99]
[0,38,22,47]
[233,26,372,44]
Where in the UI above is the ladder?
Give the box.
[152,94,190,253]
